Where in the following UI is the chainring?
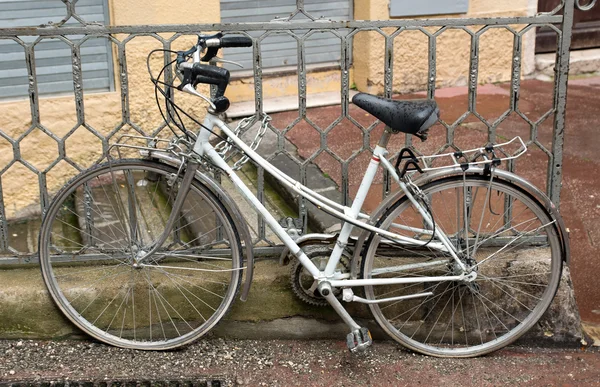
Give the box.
[290,245,350,307]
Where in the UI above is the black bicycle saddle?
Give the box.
[352,93,439,141]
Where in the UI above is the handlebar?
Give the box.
[220,36,254,47]
[201,34,253,61]
[175,33,252,64]
[175,33,252,113]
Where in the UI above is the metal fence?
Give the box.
[0,0,596,259]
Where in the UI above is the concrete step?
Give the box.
[536,48,600,78]
[0,260,364,340]
[0,159,289,264]
[0,259,588,346]
[226,91,359,119]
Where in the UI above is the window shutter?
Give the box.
[389,0,469,17]
[220,0,351,70]
[0,0,114,99]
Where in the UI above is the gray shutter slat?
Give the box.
[227,37,343,53]
[222,11,347,22]
[389,0,469,17]
[0,0,100,12]
[1,4,105,22]
[220,0,340,5]
[37,81,77,95]
[222,0,350,71]
[1,49,109,66]
[222,1,349,14]
[1,69,108,88]
[1,7,106,28]
[224,34,342,47]
[0,0,112,99]
[0,85,29,98]
[0,38,106,52]
[0,80,77,96]
[0,60,109,79]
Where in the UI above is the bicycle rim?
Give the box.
[39,160,242,350]
[361,175,562,357]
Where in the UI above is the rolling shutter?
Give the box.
[220,0,351,70]
[0,0,114,99]
[389,0,469,17]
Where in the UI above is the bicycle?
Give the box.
[38,33,569,358]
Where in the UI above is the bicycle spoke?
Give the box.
[40,161,242,349]
[474,220,556,268]
[364,176,561,356]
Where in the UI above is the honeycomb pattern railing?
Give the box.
[0,0,595,259]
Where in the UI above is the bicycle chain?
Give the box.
[215,114,272,171]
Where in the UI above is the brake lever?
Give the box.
[211,58,244,68]
[181,84,217,110]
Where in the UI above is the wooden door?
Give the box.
[536,0,600,53]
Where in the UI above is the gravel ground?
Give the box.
[1,338,599,386]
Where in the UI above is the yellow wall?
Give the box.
[109,0,220,25]
[228,67,345,103]
[352,0,533,94]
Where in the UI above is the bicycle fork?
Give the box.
[135,161,200,263]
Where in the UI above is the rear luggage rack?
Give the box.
[395,136,527,178]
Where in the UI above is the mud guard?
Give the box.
[144,151,255,302]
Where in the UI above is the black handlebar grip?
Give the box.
[220,36,253,48]
[189,63,231,113]
[191,63,230,96]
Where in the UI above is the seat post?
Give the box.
[378,128,393,149]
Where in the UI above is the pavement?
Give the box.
[1,338,599,386]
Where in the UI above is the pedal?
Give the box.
[279,217,303,241]
[346,327,372,353]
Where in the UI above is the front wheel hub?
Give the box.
[132,250,147,267]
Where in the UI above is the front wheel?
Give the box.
[39,159,243,350]
[361,175,562,357]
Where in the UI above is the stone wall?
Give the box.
[352,0,537,94]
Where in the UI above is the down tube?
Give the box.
[201,145,321,279]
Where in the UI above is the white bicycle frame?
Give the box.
[192,112,471,292]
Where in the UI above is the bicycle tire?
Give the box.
[39,159,243,350]
[361,175,562,357]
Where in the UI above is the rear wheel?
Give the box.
[361,175,562,357]
[39,159,242,350]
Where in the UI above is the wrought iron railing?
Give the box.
[0,0,596,259]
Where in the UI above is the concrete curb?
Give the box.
[227,91,359,119]
[536,49,600,78]
[0,260,587,346]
